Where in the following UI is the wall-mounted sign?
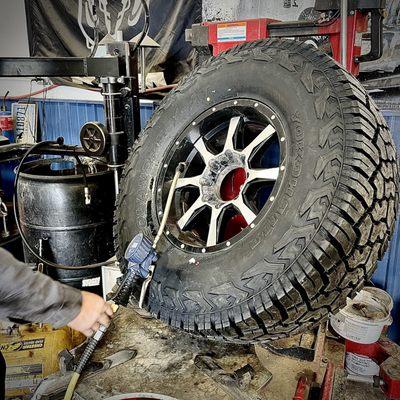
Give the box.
[12,103,37,144]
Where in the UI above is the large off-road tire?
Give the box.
[115,39,399,343]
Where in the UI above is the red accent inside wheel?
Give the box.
[220,167,246,201]
[223,214,248,241]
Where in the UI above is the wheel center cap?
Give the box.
[200,150,246,207]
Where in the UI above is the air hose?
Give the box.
[64,316,117,400]
[63,162,185,400]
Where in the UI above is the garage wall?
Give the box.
[0,0,29,57]
[0,0,103,101]
[0,0,31,99]
[4,98,156,144]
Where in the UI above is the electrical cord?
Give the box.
[89,5,99,57]
[1,90,9,111]
[13,139,116,270]
[41,79,48,140]
[131,0,150,53]
[8,84,58,101]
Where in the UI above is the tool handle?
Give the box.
[112,268,140,306]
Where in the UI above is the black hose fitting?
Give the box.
[112,268,141,306]
[75,325,107,374]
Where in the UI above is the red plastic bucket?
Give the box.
[0,114,13,130]
[0,112,15,142]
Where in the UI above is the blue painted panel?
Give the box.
[4,99,156,145]
[372,109,400,344]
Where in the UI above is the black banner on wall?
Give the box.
[25,0,202,83]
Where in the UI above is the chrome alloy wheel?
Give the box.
[156,99,287,252]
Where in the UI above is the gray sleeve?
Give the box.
[0,248,82,328]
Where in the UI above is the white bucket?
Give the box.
[330,287,393,344]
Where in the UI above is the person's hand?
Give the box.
[67,291,114,337]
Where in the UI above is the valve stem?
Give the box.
[84,187,91,205]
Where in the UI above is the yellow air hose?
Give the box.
[64,372,80,400]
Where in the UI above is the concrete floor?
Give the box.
[73,307,387,400]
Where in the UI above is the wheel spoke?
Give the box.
[177,197,205,230]
[223,116,242,152]
[231,196,256,224]
[194,137,214,165]
[175,175,202,190]
[247,167,279,182]
[207,206,223,247]
[242,124,275,159]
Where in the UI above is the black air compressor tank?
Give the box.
[17,158,115,294]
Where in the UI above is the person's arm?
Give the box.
[0,248,113,335]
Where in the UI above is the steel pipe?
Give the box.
[341,0,348,69]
